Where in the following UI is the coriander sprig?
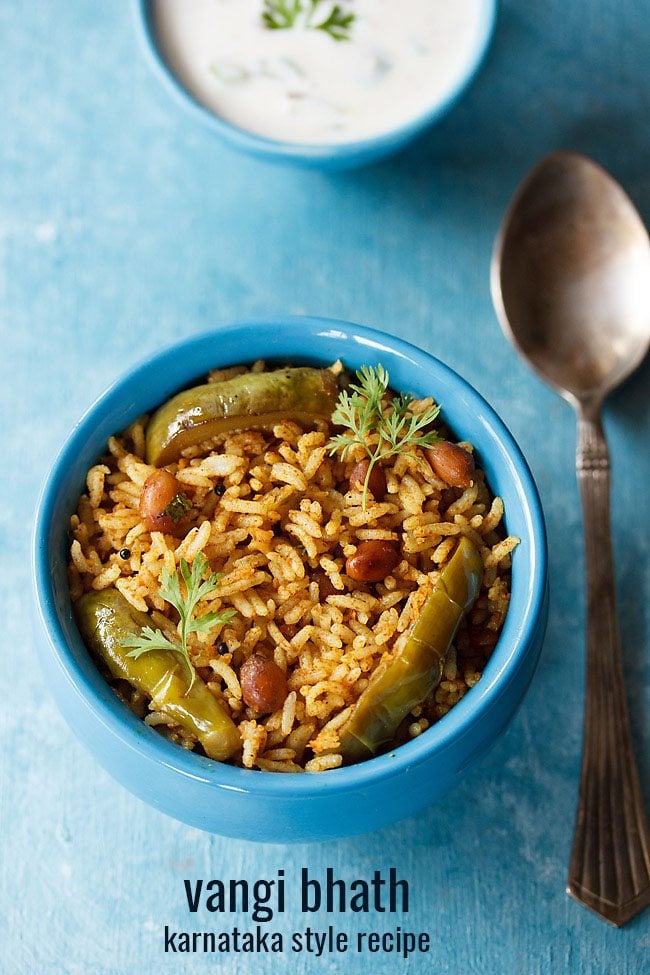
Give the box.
[262,1,355,42]
[328,365,442,509]
[262,0,302,29]
[121,553,235,691]
[312,3,355,41]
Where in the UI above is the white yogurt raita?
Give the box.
[152,0,489,144]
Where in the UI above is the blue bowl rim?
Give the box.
[132,0,499,164]
[33,315,547,799]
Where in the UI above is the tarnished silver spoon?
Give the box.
[491,150,650,926]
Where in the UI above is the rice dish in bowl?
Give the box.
[69,358,519,773]
[33,317,547,840]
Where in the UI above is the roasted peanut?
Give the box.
[349,459,387,499]
[139,469,190,536]
[345,540,400,583]
[313,570,337,599]
[425,442,475,487]
[240,653,288,714]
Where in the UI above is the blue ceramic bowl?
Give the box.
[33,317,547,842]
[134,0,498,169]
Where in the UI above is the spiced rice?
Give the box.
[68,362,519,772]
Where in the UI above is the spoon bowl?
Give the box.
[492,150,650,927]
[492,151,650,408]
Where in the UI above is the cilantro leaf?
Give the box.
[122,553,235,690]
[262,1,355,41]
[327,365,442,509]
[162,493,192,523]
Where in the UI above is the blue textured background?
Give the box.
[2,1,649,972]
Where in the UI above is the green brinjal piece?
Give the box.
[145,367,340,466]
[75,588,241,761]
[337,536,484,763]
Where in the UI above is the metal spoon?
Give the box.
[491,150,650,926]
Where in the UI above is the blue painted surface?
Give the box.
[1,0,649,972]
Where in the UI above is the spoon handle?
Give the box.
[568,409,650,925]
